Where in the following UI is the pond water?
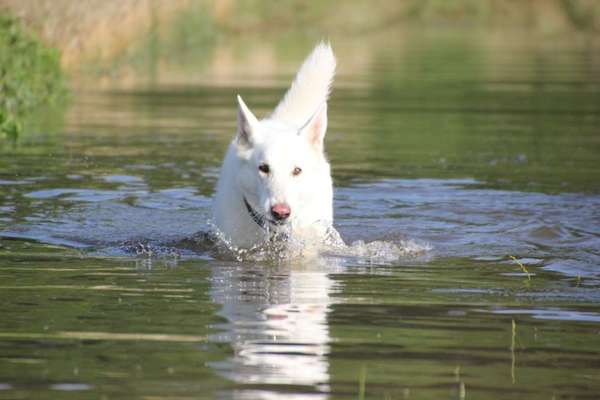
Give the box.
[1,29,600,399]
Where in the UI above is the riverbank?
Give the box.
[1,0,598,72]
[1,0,597,138]
[0,15,64,139]
[0,0,198,70]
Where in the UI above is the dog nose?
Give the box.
[270,203,291,221]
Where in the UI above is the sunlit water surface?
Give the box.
[1,30,600,399]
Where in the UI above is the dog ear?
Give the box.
[299,102,328,152]
[236,95,259,148]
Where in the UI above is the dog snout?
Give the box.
[270,203,291,221]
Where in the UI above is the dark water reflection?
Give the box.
[1,29,600,399]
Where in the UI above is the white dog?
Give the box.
[212,42,339,249]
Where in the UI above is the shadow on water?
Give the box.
[1,24,600,400]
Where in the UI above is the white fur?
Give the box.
[212,42,337,249]
[271,42,336,127]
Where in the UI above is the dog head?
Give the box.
[234,95,330,229]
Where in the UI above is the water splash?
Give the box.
[204,221,431,265]
[341,239,432,263]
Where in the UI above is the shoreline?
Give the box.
[1,0,598,72]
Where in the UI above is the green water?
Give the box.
[1,28,600,399]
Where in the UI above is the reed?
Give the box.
[510,256,532,281]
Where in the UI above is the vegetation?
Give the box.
[215,0,600,35]
[0,0,597,141]
[0,15,64,140]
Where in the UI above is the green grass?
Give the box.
[510,256,532,281]
[0,14,65,140]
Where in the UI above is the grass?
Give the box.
[0,14,65,140]
[511,319,516,383]
[509,256,532,281]
[358,365,367,400]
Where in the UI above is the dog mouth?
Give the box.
[268,218,289,227]
[243,196,291,230]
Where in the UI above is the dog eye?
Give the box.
[258,163,270,174]
[292,167,302,176]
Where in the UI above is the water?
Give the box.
[1,29,600,399]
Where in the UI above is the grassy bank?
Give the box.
[0,15,64,139]
[0,0,201,70]
[1,0,597,139]
[2,0,599,72]
[215,0,600,35]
